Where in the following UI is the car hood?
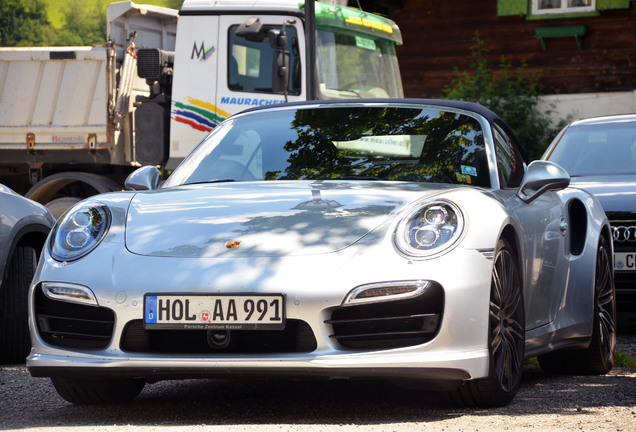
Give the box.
[125,181,452,258]
[570,175,636,217]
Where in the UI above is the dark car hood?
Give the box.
[125,181,451,258]
[570,175,636,218]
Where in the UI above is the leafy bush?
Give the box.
[443,32,566,160]
[1,0,55,46]
[615,350,636,368]
[53,0,106,46]
[2,0,185,47]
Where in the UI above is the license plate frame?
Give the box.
[614,252,636,271]
[143,293,286,330]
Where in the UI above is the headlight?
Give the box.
[50,202,111,262]
[394,199,464,258]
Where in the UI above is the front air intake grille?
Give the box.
[327,282,444,350]
[120,319,317,354]
[34,285,114,349]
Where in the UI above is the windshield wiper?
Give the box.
[186,179,237,185]
[326,88,362,98]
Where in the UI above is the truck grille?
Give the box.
[34,285,115,349]
[326,282,444,350]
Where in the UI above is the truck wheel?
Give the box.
[26,172,122,219]
[45,197,81,219]
[51,377,145,404]
[538,235,616,375]
[449,238,525,407]
[0,245,36,364]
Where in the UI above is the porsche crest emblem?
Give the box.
[225,240,241,249]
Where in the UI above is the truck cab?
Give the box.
[137,0,404,167]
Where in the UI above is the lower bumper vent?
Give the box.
[34,284,114,349]
[120,319,317,354]
[327,282,444,350]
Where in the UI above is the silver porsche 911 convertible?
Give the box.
[27,100,616,407]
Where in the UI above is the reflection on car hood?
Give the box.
[571,175,636,215]
[125,181,452,258]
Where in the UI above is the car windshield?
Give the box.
[164,105,490,188]
[547,122,636,176]
[316,29,403,99]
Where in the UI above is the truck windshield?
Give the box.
[316,29,403,99]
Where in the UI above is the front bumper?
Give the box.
[28,349,483,383]
[28,236,495,384]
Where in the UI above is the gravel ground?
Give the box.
[1,318,634,432]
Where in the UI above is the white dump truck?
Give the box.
[0,0,404,217]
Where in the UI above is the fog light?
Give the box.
[342,280,430,306]
[41,282,98,306]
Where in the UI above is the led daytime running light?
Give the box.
[343,280,430,306]
[41,282,98,306]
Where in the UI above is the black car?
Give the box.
[543,114,636,310]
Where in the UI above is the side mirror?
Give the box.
[271,50,290,94]
[269,27,290,95]
[517,161,570,203]
[125,166,160,191]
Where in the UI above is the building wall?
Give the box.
[538,90,636,124]
[378,0,636,100]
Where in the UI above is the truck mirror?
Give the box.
[268,26,290,96]
[272,50,290,94]
[235,17,265,42]
[268,29,287,50]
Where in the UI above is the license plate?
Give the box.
[144,294,285,330]
[614,252,636,271]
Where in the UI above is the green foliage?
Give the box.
[443,32,564,160]
[45,0,67,29]
[615,350,636,368]
[0,0,55,46]
[4,0,184,47]
[164,0,184,8]
[53,0,105,46]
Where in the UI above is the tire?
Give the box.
[450,238,525,407]
[0,245,37,364]
[538,235,616,375]
[45,196,81,219]
[51,377,145,405]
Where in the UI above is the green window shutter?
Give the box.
[497,0,528,16]
[597,0,630,10]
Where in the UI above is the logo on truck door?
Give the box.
[173,97,229,133]
[191,41,216,62]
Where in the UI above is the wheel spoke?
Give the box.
[596,244,616,356]
[496,329,521,391]
[593,240,616,366]
[491,246,523,393]
[596,254,609,287]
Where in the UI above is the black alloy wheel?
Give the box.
[450,237,525,407]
